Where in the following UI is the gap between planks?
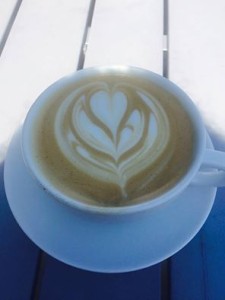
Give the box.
[0,0,23,57]
[163,0,169,77]
[77,0,96,70]
[161,1,170,300]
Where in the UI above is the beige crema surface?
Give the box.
[33,72,195,206]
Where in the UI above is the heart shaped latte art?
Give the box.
[54,82,170,198]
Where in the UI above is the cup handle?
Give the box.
[192,149,225,186]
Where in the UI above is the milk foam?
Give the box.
[54,81,171,198]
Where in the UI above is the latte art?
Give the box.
[31,70,195,206]
[54,82,170,198]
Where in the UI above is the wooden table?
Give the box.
[0,1,225,299]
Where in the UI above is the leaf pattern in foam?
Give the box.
[54,82,170,188]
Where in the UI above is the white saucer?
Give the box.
[4,129,217,273]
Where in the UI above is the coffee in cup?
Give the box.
[22,66,196,207]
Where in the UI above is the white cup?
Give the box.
[21,65,225,214]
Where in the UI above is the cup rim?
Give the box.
[22,65,206,215]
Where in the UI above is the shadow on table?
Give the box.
[0,162,4,192]
[0,161,40,300]
[207,126,225,151]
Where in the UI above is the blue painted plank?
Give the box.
[38,255,161,300]
[200,188,225,299]
[0,163,40,300]
[170,188,225,300]
[170,220,209,300]
[170,133,225,300]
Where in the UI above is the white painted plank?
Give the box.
[0,0,18,45]
[85,0,163,73]
[0,0,90,161]
[169,0,225,147]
